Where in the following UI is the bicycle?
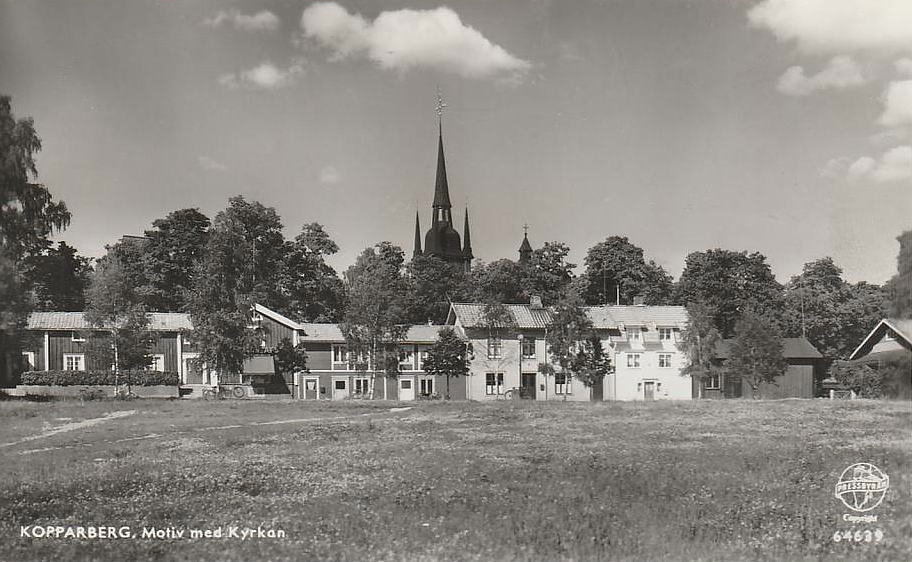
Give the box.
[498,387,519,400]
[202,385,247,400]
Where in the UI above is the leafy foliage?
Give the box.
[583,236,674,305]
[884,230,911,319]
[782,258,885,359]
[678,302,724,384]
[141,208,210,312]
[571,334,612,388]
[467,259,527,304]
[677,249,784,337]
[281,223,345,322]
[545,286,595,395]
[84,256,156,375]
[20,370,178,386]
[20,241,93,311]
[273,337,308,376]
[724,312,786,399]
[402,254,468,324]
[421,327,469,399]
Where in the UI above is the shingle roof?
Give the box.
[27,312,192,331]
[298,323,449,343]
[450,303,553,329]
[715,337,822,360]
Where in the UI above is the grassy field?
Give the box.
[0,398,909,562]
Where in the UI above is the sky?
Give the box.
[1,0,910,285]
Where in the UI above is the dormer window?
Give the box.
[659,328,673,341]
[629,328,641,342]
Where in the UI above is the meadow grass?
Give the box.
[0,399,909,562]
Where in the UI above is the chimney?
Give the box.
[529,295,544,309]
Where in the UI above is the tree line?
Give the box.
[2,94,909,395]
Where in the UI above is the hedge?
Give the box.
[19,370,179,387]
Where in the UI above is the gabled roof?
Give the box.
[26,312,192,331]
[450,303,553,329]
[585,305,688,329]
[299,323,446,343]
[849,318,912,360]
[715,337,823,360]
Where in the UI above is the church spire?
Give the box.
[413,211,422,259]
[519,224,533,264]
[463,207,473,260]
[433,89,451,210]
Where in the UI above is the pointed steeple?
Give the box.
[413,211,422,259]
[433,131,452,209]
[462,207,473,260]
[519,225,533,264]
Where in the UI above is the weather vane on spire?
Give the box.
[436,87,446,132]
[523,223,529,236]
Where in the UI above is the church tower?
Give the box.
[415,91,472,270]
[519,225,533,264]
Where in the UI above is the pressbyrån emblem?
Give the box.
[834,463,889,513]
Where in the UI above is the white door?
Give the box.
[303,377,319,400]
[399,377,415,401]
[332,379,349,400]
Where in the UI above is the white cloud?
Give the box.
[896,58,912,77]
[879,80,912,127]
[748,0,912,57]
[198,156,226,172]
[300,2,530,80]
[319,165,341,184]
[218,60,304,90]
[845,146,912,183]
[203,9,280,32]
[776,56,866,96]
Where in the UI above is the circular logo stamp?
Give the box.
[834,463,889,512]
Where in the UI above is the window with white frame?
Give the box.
[418,349,429,370]
[63,353,85,372]
[332,345,368,370]
[149,354,165,372]
[555,373,572,395]
[521,336,536,359]
[658,353,672,368]
[398,347,415,371]
[420,378,434,396]
[21,352,35,371]
[354,378,370,395]
[487,333,503,359]
[628,328,641,342]
[706,373,721,390]
[658,328,673,341]
[485,372,504,395]
[71,331,86,343]
[332,345,347,365]
[627,353,641,368]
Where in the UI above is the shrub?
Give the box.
[19,370,179,387]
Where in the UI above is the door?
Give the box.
[520,373,536,400]
[643,381,655,401]
[332,379,349,400]
[183,354,203,384]
[400,378,415,401]
[304,378,318,400]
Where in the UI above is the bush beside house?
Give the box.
[19,370,179,387]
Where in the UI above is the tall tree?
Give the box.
[679,302,724,392]
[422,327,470,399]
[84,256,156,391]
[21,241,93,311]
[544,286,594,400]
[340,242,409,399]
[141,208,210,312]
[583,236,674,305]
[725,311,786,399]
[884,230,912,319]
[676,249,784,337]
[571,333,612,390]
[281,222,345,322]
[403,254,468,324]
[187,203,266,382]
[782,257,885,359]
[468,259,527,304]
[0,95,71,364]
[522,241,576,305]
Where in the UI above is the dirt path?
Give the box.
[0,410,137,449]
[7,407,414,455]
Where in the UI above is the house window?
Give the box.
[521,337,536,359]
[418,349,429,370]
[63,353,85,372]
[658,354,672,368]
[485,372,504,395]
[629,328,641,342]
[354,378,370,395]
[332,345,346,364]
[149,354,165,372]
[487,334,502,359]
[658,328,673,341]
[706,374,721,390]
[627,353,641,368]
[21,352,35,371]
[420,378,434,396]
[71,331,86,343]
[398,347,415,371]
[555,373,572,395]
[332,345,367,370]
